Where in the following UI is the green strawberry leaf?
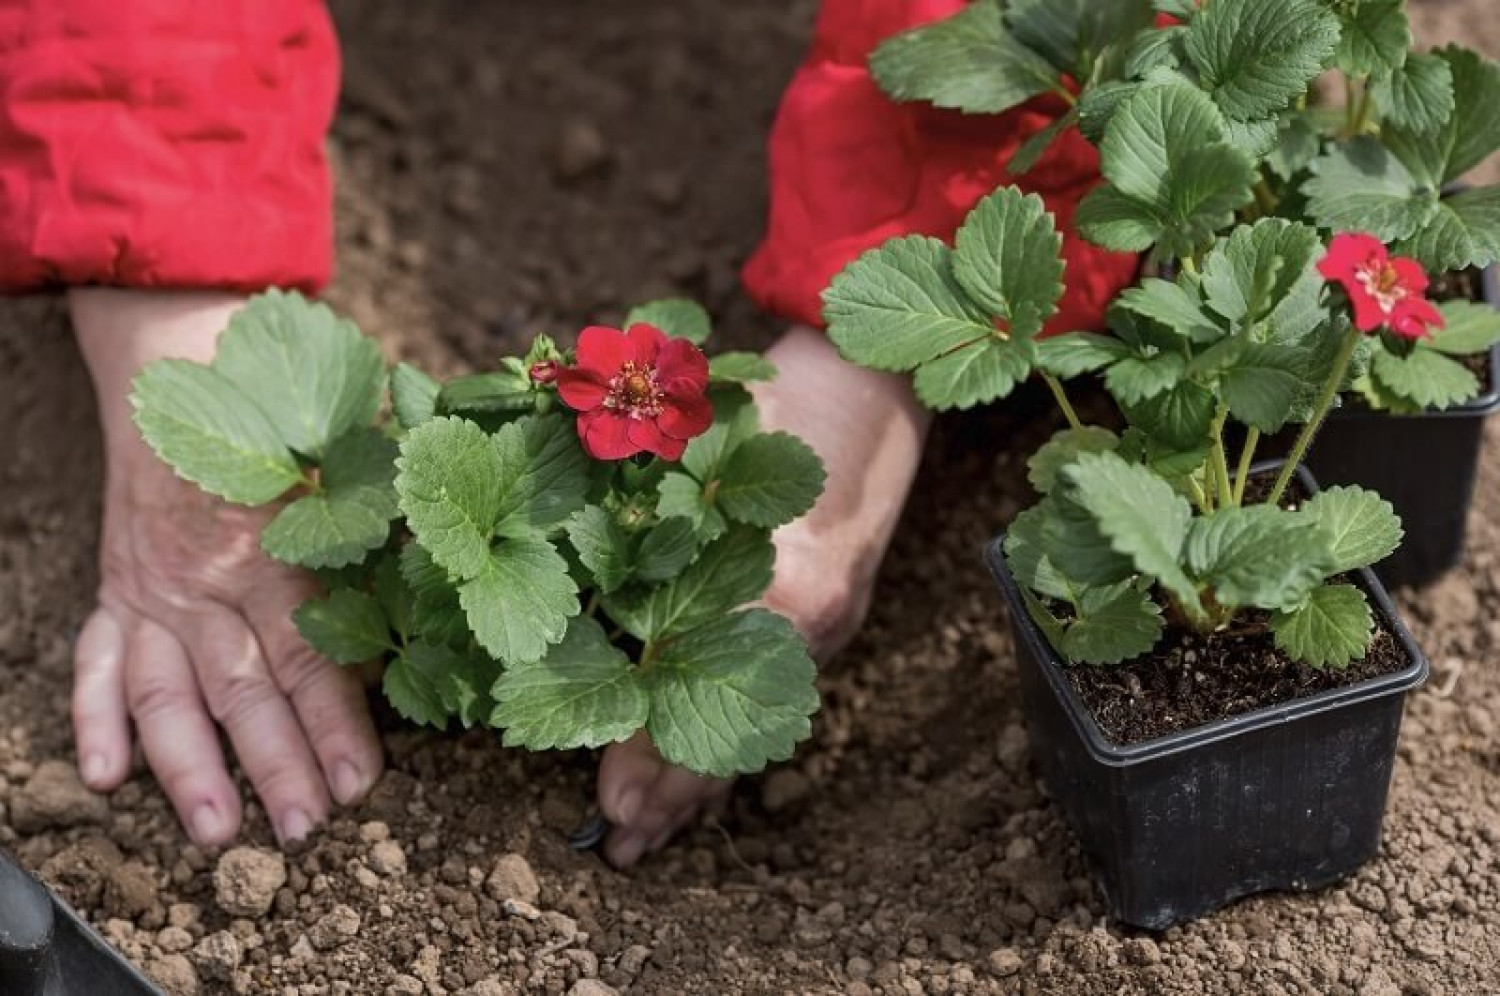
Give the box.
[1304,137,1439,242]
[1427,300,1500,356]
[1122,380,1217,451]
[1037,494,1139,589]
[130,360,303,505]
[1186,505,1333,611]
[1060,581,1164,665]
[459,537,578,664]
[1006,0,1155,79]
[438,370,535,416]
[262,427,400,569]
[1035,332,1133,377]
[603,526,774,642]
[1222,344,1319,433]
[427,644,501,729]
[566,506,633,594]
[823,236,998,372]
[645,609,818,778]
[211,289,386,459]
[1325,0,1410,77]
[493,414,590,537]
[1004,505,1077,601]
[1116,278,1224,344]
[1396,186,1500,274]
[1027,427,1121,495]
[491,616,648,751]
[371,553,413,642]
[293,589,394,665]
[1372,51,1454,135]
[1061,451,1202,615]
[1184,0,1340,121]
[1104,351,1187,405]
[1267,114,1323,182]
[383,644,452,728]
[952,187,1065,336]
[396,416,505,579]
[714,432,827,529]
[391,363,441,431]
[870,0,1060,115]
[625,299,712,345]
[1371,346,1480,410]
[1271,583,1375,669]
[1429,46,1500,183]
[708,352,777,383]
[635,518,700,582]
[1298,485,1404,572]
[656,471,728,543]
[1202,219,1324,325]
[400,544,471,648]
[913,337,1037,410]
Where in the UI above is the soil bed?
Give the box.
[1,2,1499,994]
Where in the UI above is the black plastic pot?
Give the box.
[986,469,1429,929]
[0,849,162,995]
[1306,264,1500,589]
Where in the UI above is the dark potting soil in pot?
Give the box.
[1058,477,1411,746]
[1064,608,1410,746]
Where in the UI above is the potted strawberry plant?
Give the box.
[867,0,1500,590]
[815,0,1497,918]
[129,293,827,792]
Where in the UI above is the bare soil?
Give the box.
[3,2,1499,994]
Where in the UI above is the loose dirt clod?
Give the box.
[211,848,286,917]
[10,760,108,831]
[485,853,541,904]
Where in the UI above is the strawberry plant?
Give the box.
[129,292,826,778]
[820,0,1500,668]
[860,0,1500,414]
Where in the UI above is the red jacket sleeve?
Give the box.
[0,0,338,293]
[742,0,1139,335]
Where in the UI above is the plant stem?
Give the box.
[584,592,600,618]
[1343,74,1359,136]
[1188,475,1212,515]
[1209,405,1235,508]
[1268,324,1363,506]
[1232,427,1260,506]
[1253,178,1278,216]
[1041,372,1084,431]
[1180,255,1200,277]
[1353,80,1374,135]
[1052,85,1078,107]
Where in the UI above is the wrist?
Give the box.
[70,289,247,450]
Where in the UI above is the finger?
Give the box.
[601,734,730,868]
[123,618,242,848]
[598,730,660,827]
[72,607,133,790]
[182,604,330,844]
[243,581,383,807]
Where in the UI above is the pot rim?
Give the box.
[986,463,1430,769]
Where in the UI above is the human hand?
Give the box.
[69,289,384,848]
[597,327,931,866]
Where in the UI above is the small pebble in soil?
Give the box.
[192,930,242,982]
[212,847,287,917]
[486,853,541,904]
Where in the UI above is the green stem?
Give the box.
[1188,476,1211,515]
[584,592,600,618]
[1041,372,1084,431]
[1268,324,1363,506]
[1353,80,1375,135]
[1180,255,1200,278]
[1209,405,1235,508]
[1232,427,1260,506]
[1344,74,1359,136]
[1052,85,1078,108]
[1254,178,1278,216]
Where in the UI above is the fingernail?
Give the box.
[613,786,645,826]
[191,803,230,846]
[608,831,649,869]
[332,760,367,806]
[81,753,108,787]
[278,807,315,844]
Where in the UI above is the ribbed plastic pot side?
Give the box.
[1307,263,1500,589]
[985,466,1429,930]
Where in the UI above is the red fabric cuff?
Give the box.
[743,0,1139,335]
[0,0,339,294]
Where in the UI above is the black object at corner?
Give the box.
[0,848,163,996]
[985,465,1429,930]
[1307,264,1500,589]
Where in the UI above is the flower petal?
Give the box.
[576,326,633,376]
[1390,256,1430,295]
[580,410,640,460]
[1319,232,1386,283]
[1349,292,1389,333]
[626,324,668,367]
[658,392,714,440]
[1390,298,1444,339]
[557,367,609,411]
[655,337,711,392]
[625,415,686,460]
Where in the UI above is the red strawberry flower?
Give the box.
[557,324,714,461]
[528,359,559,384]
[1317,232,1445,340]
